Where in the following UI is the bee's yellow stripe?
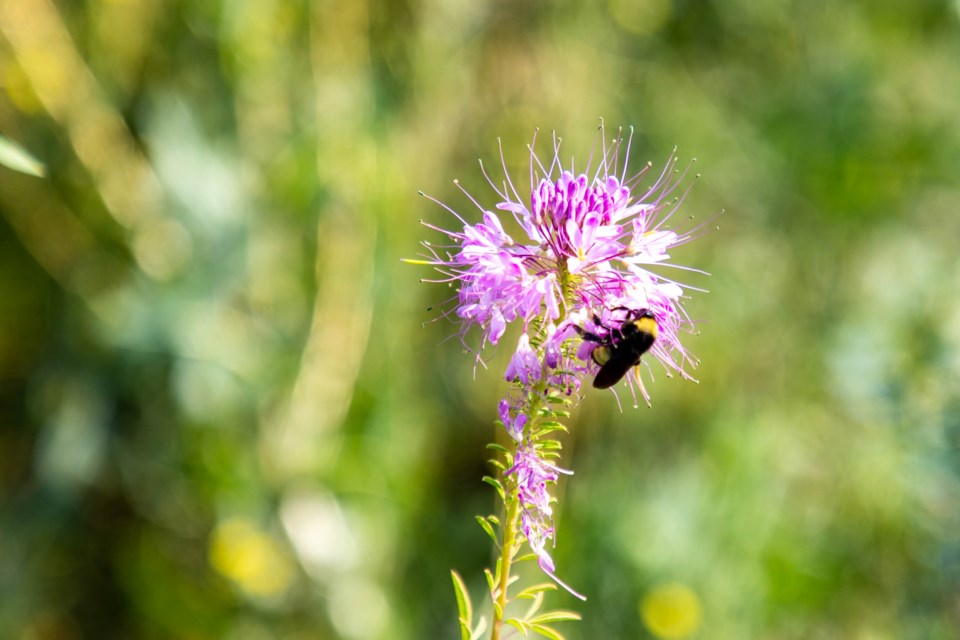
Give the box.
[635,316,658,340]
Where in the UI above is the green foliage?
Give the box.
[502,592,582,640]
[536,421,568,435]
[452,571,489,640]
[475,515,500,547]
[1,0,959,638]
[481,476,507,503]
[451,571,474,640]
[515,583,558,600]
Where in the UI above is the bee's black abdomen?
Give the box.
[592,365,629,389]
[584,309,658,389]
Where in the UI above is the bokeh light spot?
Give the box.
[640,582,703,639]
[328,577,390,640]
[209,518,294,598]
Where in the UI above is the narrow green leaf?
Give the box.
[529,623,566,640]
[537,421,565,430]
[484,568,496,597]
[516,583,558,600]
[475,515,499,546]
[513,552,538,564]
[537,423,568,435]
[482,476,506,502]
[0,135,45,177]
[529,611,582,624]
[488,460,506,472]
[481,475,503,489]
[537,440,563,451]
[486,443,509,454]
[450,571,473,640]
[492,600,503,621]
[487,515,501,527]
[506,618,530,636]
[521,591,545,618]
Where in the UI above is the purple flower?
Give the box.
[506,448,559,565]
[506,443,585,600]
[504,333,541,386]
[415,128,702,395]
[498,397,527,442]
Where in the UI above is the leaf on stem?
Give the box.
[529,611,582,624]
[482,476,506,502]
[536,422,568,435]
[536,439,563,451]
[528,623,566,640]
[521,591,545,618]
[475,515,500,546]
[450,570,473,640]
[515,583,557,600]
[484,568,497,598]
[506,618,531,636]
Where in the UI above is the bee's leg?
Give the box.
[589,312,613,334]
[573,324,604,344]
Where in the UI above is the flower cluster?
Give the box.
[506,443,567,573]
[414,127,704,597]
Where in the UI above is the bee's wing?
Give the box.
[592,331,655,389]
[592,350,639,388]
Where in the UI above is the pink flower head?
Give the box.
[415,126,705,397]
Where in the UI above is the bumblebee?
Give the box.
[575,308,658,389]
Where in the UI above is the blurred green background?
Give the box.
[2,0,959,638]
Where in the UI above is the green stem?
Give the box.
[491,483,521,640]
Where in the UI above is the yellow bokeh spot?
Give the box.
[209,518,294,598]
[640,582,703,639]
